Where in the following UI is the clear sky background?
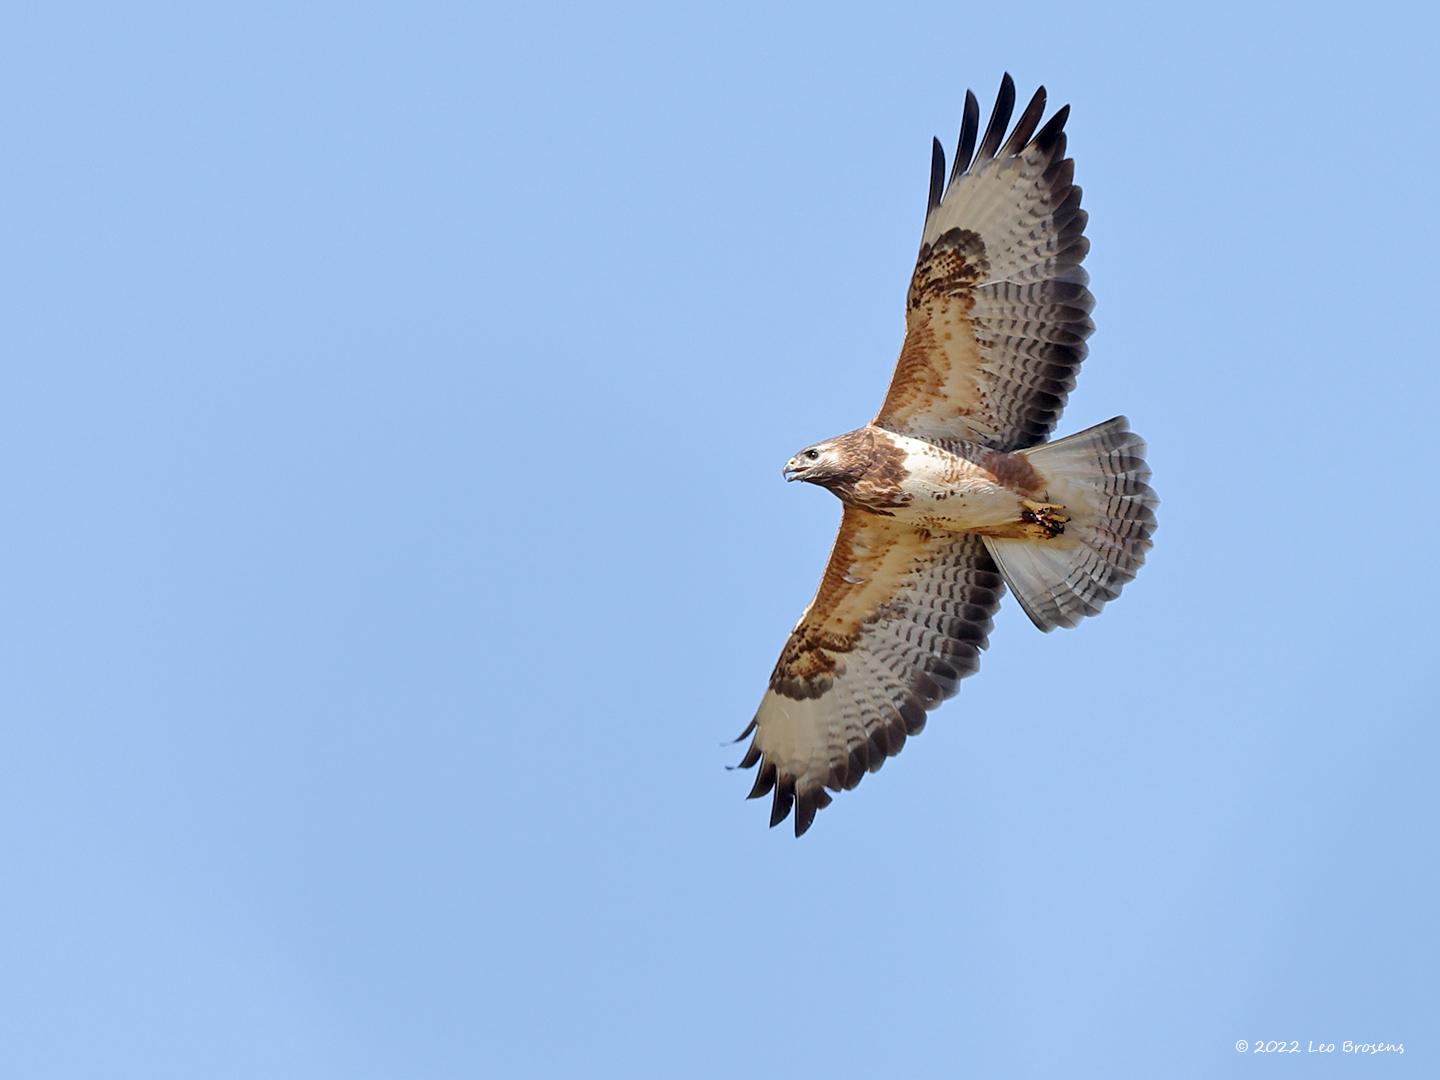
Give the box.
[3,3,1437,1078]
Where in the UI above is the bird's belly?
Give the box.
[891,473,1024,533]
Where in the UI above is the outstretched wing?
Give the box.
[735,509,1005,835]
[875,74,1093,452]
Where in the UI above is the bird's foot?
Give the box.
[1020,500,1069,539]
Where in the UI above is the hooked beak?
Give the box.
[783,460,804,482]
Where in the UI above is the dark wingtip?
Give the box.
[975,73,1017,163]
[793,794,815,836]
[927,136,946,214]
[746,759,777,800]
[1000,84,1047,158]
[792,786,832,837]
[950,89,980,183]
[1033,103,1071,154]
[769,781,794,828]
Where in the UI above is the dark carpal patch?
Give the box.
[908,228,990,312]
[769,630,845,700]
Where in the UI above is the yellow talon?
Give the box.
[1021,499,1069,538]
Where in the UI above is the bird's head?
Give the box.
[782,440,848,487]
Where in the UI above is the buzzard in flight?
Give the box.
[736,75,1157,835]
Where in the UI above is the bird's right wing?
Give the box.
[735,509,1005,835]
[875,74,1093,452]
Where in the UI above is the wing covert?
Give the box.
[875,74,1093,451]
[735,510,1005,835]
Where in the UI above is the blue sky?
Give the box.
[3,3,1436,1077]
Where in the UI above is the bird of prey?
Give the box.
[735,75,1157,836]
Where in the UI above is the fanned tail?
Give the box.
[982,417,1156,631]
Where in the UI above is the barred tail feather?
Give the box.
[982,416,1157,631]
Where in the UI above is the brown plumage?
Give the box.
[738,75,1157,836]
[808,429,912,513]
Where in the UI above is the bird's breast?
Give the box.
[877,435,1030,532]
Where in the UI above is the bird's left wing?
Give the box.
[875,74,1093,451]
[736,509,1005,835]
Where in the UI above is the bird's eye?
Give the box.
[805,449,820,460]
